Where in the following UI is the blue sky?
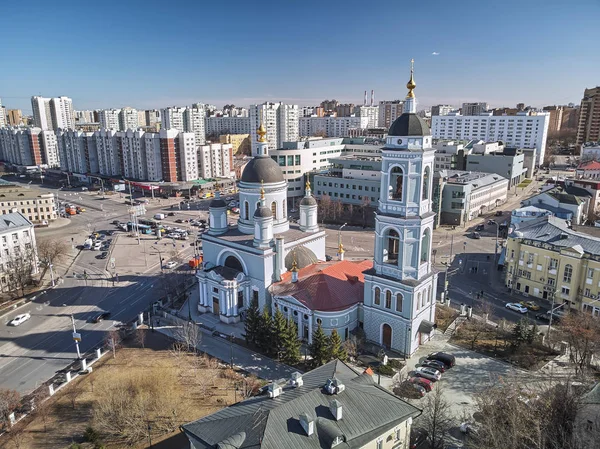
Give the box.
[1,0,598,114]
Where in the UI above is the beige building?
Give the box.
[576,86,600,146]
[0,179,58,223]
[7,110,23,127]
[0,212,39,293]
[219,133,250,155]
[505,216,600,316]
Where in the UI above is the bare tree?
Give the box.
[5,244,36,297]
[361,196,371,227]
[36,237,69,284]
[64,386,80,410]
[105,329,122,358]
[134,328,147,349]
[558,313,600,376]
[0,388,20,429]
[319,194,332,221]
[237,375,261,400]
[6,425,27,449]
[33,389,51,432]
[174,322,202,353]
[420,385,454,449]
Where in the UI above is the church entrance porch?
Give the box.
[382,323,392,349]
[212,297,220,315]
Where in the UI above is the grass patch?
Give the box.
[435,304,460,333]
[518,179,533,187]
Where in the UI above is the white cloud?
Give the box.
[432,51,440,56]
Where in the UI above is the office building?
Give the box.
[433,140,469,171]
[249,102,299,155]
[219,133,250,155]
[31,96,74,130]
[461,102,489,115]
[205,116,251,137]
[431,110,550,165]
[576,87,600,146]
[466,146,527,188]
[355,105,379,128]
[0,212,39,293]
[431,104,454,116]
[299,116,369,138]
[119,107,139,131]
[198,143,233,179]
[97,109,120,130]
[434,170,508,225]
[505,216,600,316]
[0,182,57,224]
[378,100,403,128]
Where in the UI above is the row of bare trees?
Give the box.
[318,194,373,226]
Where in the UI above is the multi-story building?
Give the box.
[198,143,233,179]
[6,110,23,127]
[56,129,97,174]
[576,160,600,179]
[581,144,600,161]
[249,102,299,154]
[97,109,120,130]
[74,110,95,124]
[205,116,251,137]
[299,116,369,138]
[119,107,139,131]
[320,99,339,111]
[335,103,355,117]
[144,109,162,129]
[543,105,566,134]
[218,133,250,155]
[378,100,403,129]
[434,170,508,225]
[0,181,57,223]
[0,98,5,127]
[510,205,553,226]
[31,96,74,130]
[432,140,468,171]
[0,212,39,293]
[95,129,121,176]
[461,102,489,116]
[521,186,589,224]
[466,146,527,189]
[431,110,550,165]
[161,106,186,131]
[431,104,454,116]
[183,105,206,146]
[505,215,600,316]
[576,87,600,146]
[355,105,379,128]
[39,130,60,167]
[0,127,59,167]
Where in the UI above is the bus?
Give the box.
[138,218,158,229]
[127,222,152,234]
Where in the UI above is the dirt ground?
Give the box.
[435,304,459,333]
[1,331,240,449]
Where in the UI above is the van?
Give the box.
[154,213,165,220]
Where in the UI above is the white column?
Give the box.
[245,285,250,307]
[233,290,239,316]
[308,315,313,344]
[199,283,205,307]
[220,290,226,315]
[202,284,208,306]
[287,307,291,320]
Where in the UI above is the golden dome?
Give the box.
[406,58,416,99]
[305,179,311,191]
[257,121,267,143]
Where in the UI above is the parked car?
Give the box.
[495,210,503,216]
[506,302,528,314]
[231,207,240,214]
[487,219,495,225]
[536,309,565,322]
[410,428,429,449]
[112,220,120,225]
[9,313,31,326]
[427,352,456,368]
[414,366,441,382]
[421,359,446,373]
[471,231,481,239]
[164,261,177,269]
[520,300,540,311]
[92,312,111,323]
[395,381,426,398]
[167,212,175,216]
[93,241,102,251]
[476,224,485,231]
[98,251,109,259]
[175,219,184,223]
[409,376,433,392]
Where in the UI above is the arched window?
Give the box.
[422,167,430,200]
[374,287,381,305]
[420,229,431,263]
[244,201,249,220]
[388,166,404,201]
[427,287,431,303]
[422,292,426,307]
[282,200,286,218]
[271,201,277,219]
[396,293,403,312]
[563,264,573,283]
[385,290,392,309]
[384,229,400,265]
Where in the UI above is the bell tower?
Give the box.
[362,60,438,357]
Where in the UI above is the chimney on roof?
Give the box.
[330,399,342,421]
[299,413,314,436]
[289,371,303,388]
[370,90,374,107]
[267,382,282,398]
[363,90,367,106]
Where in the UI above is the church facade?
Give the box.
[196,62,437,356]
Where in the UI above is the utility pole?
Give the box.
[71,314,81,359]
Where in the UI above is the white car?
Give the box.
[164,261,177,269]
[414,366,441,381]
[93,241,102,251]
[9,313,31,326]
[505,302,528,314]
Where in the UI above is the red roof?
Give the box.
[273,260,373,312]
[578,160,600,170]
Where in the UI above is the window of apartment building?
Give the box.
[295,155,300,165]
[527,253,534,264]
[563,264,573,283]
[371,197,376,202]
[352,185,356,190]
[519,251,524,260]
[11,233,17,241]
[1,236,6,244]
[334,193,338,197]
[561,286,570,295]
[352,195,356,199]
[287,156,294,166]
[588,268,594,279]
[451,202,463,209]
[547,278,556,286]
[549,258,558,270]
[585,288,591,297]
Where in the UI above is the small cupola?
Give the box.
[267,382,282,398]
[299,412,315,436]
[289,371,303,387]
[324,377,345,395]
[329,399,342,421]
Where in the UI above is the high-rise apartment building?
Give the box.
[97,109,120,130]
[431,111,550,165]
[320,99,339,111]
[161,107,186,131]
[183,105,206,146]
[0,99,6,127]
[249,102,299,155]
[355,105,379,128]
[378,100,404,128]
[219,134,250,155]
[198,143,233,179]
[576,87,600,146]
[461,102,489,116]
[31,96,74,130]
[144,110,162,129]
[0,127,59,167]
[74,110,95,123]
[205,116,251,137]
[119,107,139,131]
[543,105,565,134]
[431,104,454,116]
[299,116,369,138]
[336,104,355,117]
[7,110,23,127]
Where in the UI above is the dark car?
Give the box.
[393,381,426,399]
[325,255,333,261]
[112,220,120,225]
[175,219,184,223]
[471,231,481,239]
[92,312,111,323]
[107,230,115,236]
[410,428,429,449]
[476,224,484,231]
[199,219,207,224]
[421,359,446,373]
[97,234,106,241]
[167,212,175,216]
[495,210,503,216]
[427,352,456,368]
[98,251,109,259]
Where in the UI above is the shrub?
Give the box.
[377,364,396,376]
[83,426,100,443]
[68,444,82,449]
[388,359,404,369]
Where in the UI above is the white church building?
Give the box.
[196,62,437,356]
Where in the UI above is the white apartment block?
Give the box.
[161,107,186,131]
[31,96,74,130]
[355,105,379,128]
[0,127,59,167]
[119,129,148,180]
[0,98,6,127]
[431,111,550,165]
[0,213,39,292]
[378,100,403,128]
[299,116,369,138]
[40,130,60,167]
[183,106,206,146]
[119,107,139,131]
[205,116,251,137]
[56,129,94,174]
[75,110,95,123]
[198,143,233,179]
[249,102,299,155]
[97,109,120,130]
[142,132,163,181]
[178,132,198,181]
[461,102,489,115]
[31,96,52,130]
[95,129,121,176]
[431,104,454,116]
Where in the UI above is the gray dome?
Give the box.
[300,195,317,206]
[254,205,272,219]
[285,246,318,270]
[210,197,227,208]
[240,156,284,183]
[388,113,430,137]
